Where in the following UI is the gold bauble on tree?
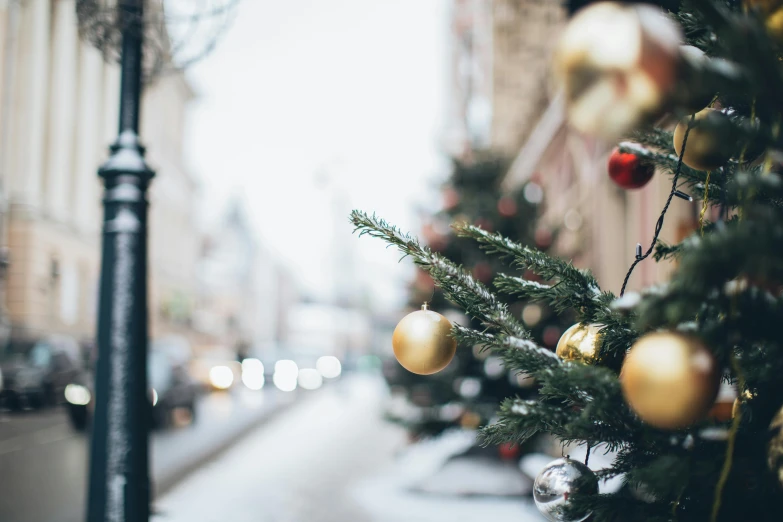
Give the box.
[620,331,720,430]
[391,303,457,375]
[673,108,737,171]
[768,405,783,488]
[553,2,681,140]
[745,0,783,41]
[556,323,603,363]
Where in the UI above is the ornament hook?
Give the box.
[421,302,430,311]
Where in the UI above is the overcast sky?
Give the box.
[184,0,450,311]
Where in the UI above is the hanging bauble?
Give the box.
[534,457,599,522]
[553,2,682,140]
[497,196,518,217]
[673,108,737,171]
[620,332,720,429]
[556,323,604,363]
[768,405,783,487]
[442,186,460,210]
[535,227,553,249]
[498,442,521,461]
[391,303,457,375]
[745,0,783,41]
[607,146,655,189]
[460,410,482,429]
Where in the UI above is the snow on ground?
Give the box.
[152,375,544,522]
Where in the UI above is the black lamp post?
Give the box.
[86,1,154,521]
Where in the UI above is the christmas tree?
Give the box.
[353,1,783,521]
[383,153,571,442]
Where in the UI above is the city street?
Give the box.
[152,375,542,522]
[0,387,295,522]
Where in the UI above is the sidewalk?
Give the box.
[151,375,544,522]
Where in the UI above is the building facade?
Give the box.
[0,0,202,345]
[192,199,299,359]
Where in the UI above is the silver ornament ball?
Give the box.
[533,457,599,522]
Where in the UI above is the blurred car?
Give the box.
[65,347,198,431]
[0,335,83,410]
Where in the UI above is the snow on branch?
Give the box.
[350,210,526,337]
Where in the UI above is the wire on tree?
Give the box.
[620,113,696,297]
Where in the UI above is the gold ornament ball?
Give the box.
[554,2,681,140]
[460,411,482,430]
[556,323,603,364]
[765,8,783,40]
[392,304,457,375]
[620,331,720,430]
[769,405,783,488]
[745,0,783,40]
[673,108,736,171]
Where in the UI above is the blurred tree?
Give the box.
[383,153,571,446]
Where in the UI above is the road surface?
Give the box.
[153,375,543,522]
[0,387,293,522]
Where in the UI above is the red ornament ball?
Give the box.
[498,442,521,461]
[474,217,493,232]
[534,227,552,249]
[443,187,460,210]
[607,147,654,189]
[472,262,493,283]
[497,196,518,217]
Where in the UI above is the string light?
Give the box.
[699,171,712,236]
[620,113,696,297]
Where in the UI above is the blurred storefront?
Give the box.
[445,0,698,294]
[192,199,299,359]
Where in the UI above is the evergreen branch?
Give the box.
[653,240,683,262]
[628,127,676,153]
[618,142,727,205]
[495,273,587,316]
[350,211,526,337]
[451,324,562,373]
[456,224,599,289]
[454,224,615,319]
[480,398,573,446]
[637,213,783,329]
[458,226,638,368]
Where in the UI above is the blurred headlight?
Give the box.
[65,384,91,406]
[316,356,341,379]
[241,358,264,374]
[241,359,265,391]
[272,371,297,392]
[274,359,298,377]
[209,366,234,390]
[297,368,323,390]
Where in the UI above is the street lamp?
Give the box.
[86,1,153,521]
[76,1,238,520]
